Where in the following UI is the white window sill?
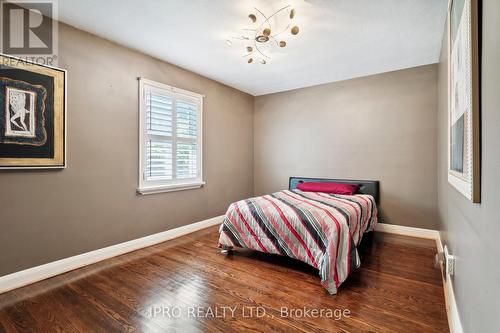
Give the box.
[137,181,206,195]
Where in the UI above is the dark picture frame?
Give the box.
[0,53,66,169]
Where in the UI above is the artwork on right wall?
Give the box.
[448,0,481,203]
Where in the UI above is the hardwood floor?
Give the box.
[0,227,449,333]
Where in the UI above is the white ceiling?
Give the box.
[53,0,447,96]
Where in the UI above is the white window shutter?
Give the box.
[176,99,198,179]
[146,92,173,136]
[176,100,197,139]
[146,140,173,179]
[144,92,173,180]
[139,79,203,193]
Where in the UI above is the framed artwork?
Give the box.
[0,54,66,169]
[447,0,480,202]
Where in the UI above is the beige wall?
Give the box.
[254,65,439,229]
[437,1,500,331]
[0,22,443,276]
[0,23,254,276]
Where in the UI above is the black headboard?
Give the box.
[289,177,380,204]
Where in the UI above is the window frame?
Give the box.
[137,78,204,195]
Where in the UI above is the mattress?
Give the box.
[218,189,378,294]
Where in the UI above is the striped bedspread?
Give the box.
[218,189,378,294]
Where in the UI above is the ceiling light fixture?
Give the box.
[225,5,300,65]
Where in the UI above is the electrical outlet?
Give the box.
[444,245,455,277]
[435,245,456,281]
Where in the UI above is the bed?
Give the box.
[217,177,379,294]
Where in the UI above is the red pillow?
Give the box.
[296,182,358,195]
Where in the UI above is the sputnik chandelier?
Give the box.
[225,5,299,65]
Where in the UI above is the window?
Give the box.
[138,78,204,194]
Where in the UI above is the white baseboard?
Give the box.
[0,215,224,294]
[375,222,440,239]
[436,233,464,333]
[376,223,462,333]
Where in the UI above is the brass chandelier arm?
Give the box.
[242,51,255,57]
[270,36,280,47]
[254,41,270,59]
[266,5,291,21]
[230,36,250,41]
[255,5,290,34]
[270,23,291,39]
[254,7,272,30]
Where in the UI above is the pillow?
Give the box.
[296,182,358,195]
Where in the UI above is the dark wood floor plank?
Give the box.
[0,227,448,332]
[12,289,80,333]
